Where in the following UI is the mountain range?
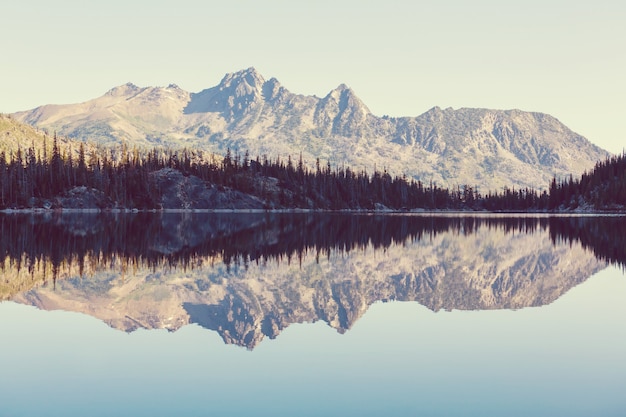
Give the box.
[12,68,610,191]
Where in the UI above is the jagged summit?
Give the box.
[261,77,284,101]
[217,67,266,92]
[324,84,369,111]
[184,68,269,118]
[328,83,349,96]
[12,68,611,191]
[106,82,142,97]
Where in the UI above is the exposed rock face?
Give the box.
[17,169,265,210]
[13,68,610,191]
[54,186,113,209]
[150,168,264,210]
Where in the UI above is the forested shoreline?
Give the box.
[0,132,625,212]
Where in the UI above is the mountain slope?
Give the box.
[13,68,610,190]
[0,113,86,158]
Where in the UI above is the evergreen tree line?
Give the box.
[0,135,624,211]
[547,152,626,210]
[1,214,625,289]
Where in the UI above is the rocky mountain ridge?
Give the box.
[13,68,610,191]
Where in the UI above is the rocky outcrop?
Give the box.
[150,168,264,210]
[54,186,113,209]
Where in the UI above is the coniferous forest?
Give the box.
[0,130,624,211]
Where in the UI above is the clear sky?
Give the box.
[2,0,625,153]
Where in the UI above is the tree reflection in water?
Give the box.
[0,212,622,348]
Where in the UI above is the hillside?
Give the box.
[0,113,87,158]
[13,68,610,191]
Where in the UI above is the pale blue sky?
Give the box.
[2,0,625,152]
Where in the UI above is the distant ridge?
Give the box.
[13,67,610,191]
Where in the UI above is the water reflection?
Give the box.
[0,212,622,348]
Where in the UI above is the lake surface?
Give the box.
[0,212,625,416]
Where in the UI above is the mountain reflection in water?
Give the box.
[0,212,623,349]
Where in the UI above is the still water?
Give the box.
[0,212,624,416]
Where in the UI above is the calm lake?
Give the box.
[0,212,625,416]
